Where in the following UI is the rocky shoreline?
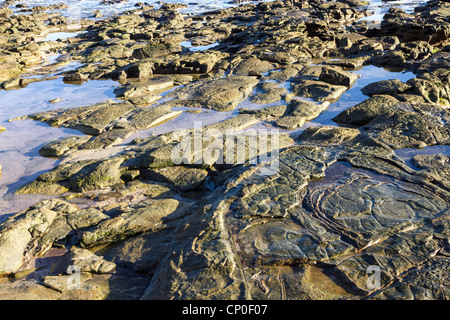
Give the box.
[0,0,449,299]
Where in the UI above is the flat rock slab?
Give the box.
[165,76,259,111]
[25,101,137,136]
[291,79,348,102]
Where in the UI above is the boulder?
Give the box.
[361,79,412,96]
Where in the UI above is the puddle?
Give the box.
[308,161,398,190]
[43,31,80,42]
[180,41,219,52]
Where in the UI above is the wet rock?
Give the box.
[49,247,116,275]
[26,101,136,135]
[132,38,182,59]
[275,99,330,130]
[230,57,278,76]
[361,79,412,96]
[319,66,359,87]
[114,76,174,98]
[39,136,91,158]
[249,82,287,104]
[291,79,348,102]
[141,166,208,191]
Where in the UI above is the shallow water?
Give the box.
[43,31,81,42]
[394,145,450,169]
[0,78,119,216]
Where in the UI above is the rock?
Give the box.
[407,78,441,104]
[132,39,182,59]
[249,82,287,104]
[76,129,135,150]
[297,125,360,146]
[230,57,278,76]
[240,105,289,120]
[165,76,259,111]
[113,76,174,98]
[121,60,154,78]
[27,101,136,135]
[39,136,91,157]
[332,94,400,126]
[63,71,89,83]
[0,279,60,299]
[0,200,79,273]
[370,50,407,68]
[291,79,348,102]
[141,166,208,191]
[319,66,359,87]
[18,156,127,194]
[115,105,183,130]
[334,99,449,149]
[49,247,116,275]
[4,0,450,301]
[79,198,187,247]
[275,99,330,130]
[361,79,412,96]
[153,51,228,74]
[0,61,21,83]
[67,208,109,230]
